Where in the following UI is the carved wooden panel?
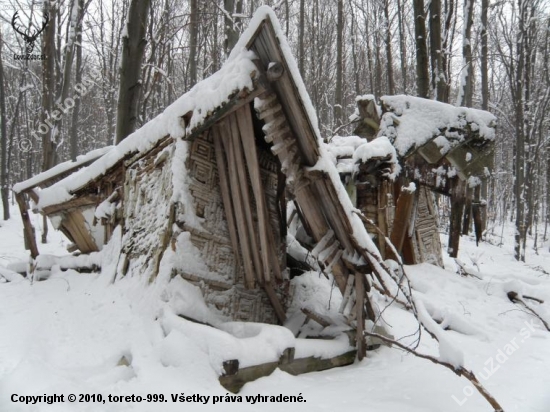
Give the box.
[182,129,286,324]
[411,186,444,267]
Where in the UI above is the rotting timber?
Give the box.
[12,11,495,393]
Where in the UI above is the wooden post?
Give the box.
[448,178,466,258]
[228,114,264,284]
[355,272,366,360]
[236,104,282,282]
[217,121,256,289]
[212,126,242,281]
[387,184,415,258]
[15,193,39,259]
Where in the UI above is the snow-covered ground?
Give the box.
[1,200,549,412]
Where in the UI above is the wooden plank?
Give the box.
[228,113,264,284]
[212,125,242,282]
[293,185,349,293]
[236,104,282,282]
[218,119,256,289]
[314,179,355,251]
[377,182,388,258]
[355,272,366,360]
[15,193,39,259]
[249,20,320,166]
[63,210,99,253]
[388,185,416,256]
[42,194,99,215]
[263,282,286,323]
[185,86,265,142]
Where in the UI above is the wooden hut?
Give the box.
[13,9,495,387]
[15,10,392,342]
[332,95,496,266]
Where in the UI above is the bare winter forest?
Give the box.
[0,0,549,262]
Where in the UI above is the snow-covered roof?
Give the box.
[36,48,259,210]
[327,135,399,179]
[378,95,496,157]
[13,146,112,194]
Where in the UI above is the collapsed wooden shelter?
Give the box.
[13,8,495,390]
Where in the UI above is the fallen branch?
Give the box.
[363,331,505,412]
[507,291,550,331]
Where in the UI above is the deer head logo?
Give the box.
[11,11,49,55]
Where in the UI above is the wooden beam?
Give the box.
[236,104,282,283]
[41,194,99,216]
[355,272,366,360]
[388,185,416,257]
[212,126,242,282]
[228,113,264,285]
[219,119,256,289]
[15,193,39,259]
[185,85,265,142]
[62,210,99,253]
[264,281,286,324]
[248,20,321,166]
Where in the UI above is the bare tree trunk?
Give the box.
[441,0,456,103]
[397,0,407,93]
[480,0,489,111]
[189,0,198,87]
[448,178,466,258]
[299,0,305,77]
[430,0,445,100]
[334,0,344,125]
[70,0,84,161]
[383,0,395,95]
[224,0,242,56]
[116,0,151,143]
[0,31,8,220]
[41,1,58,243]
[413,0,430,98]
[457,0,475,107]
[514,0,527,262]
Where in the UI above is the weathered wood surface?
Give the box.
[247,20,320,166]
[41,194,99,215]
[15,193,39,259]
[216,119,256,289]
[219,344,356,393]
[355,272,366,360]
[387,185,415,258]
[236,104,281,283]
[212,125,242,281]
[185,86,265,141]
[61,210,99,253]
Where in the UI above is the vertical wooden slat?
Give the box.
[377,182,388,258]
[218,120,256,289]
[355,272,366,360]
[16,193,39,259]
[212,126,242,282]
[227,113,264,284]
[236,104,282,282]
[264,282,287,323]
[64,210,99,253]
[388,185,415,256]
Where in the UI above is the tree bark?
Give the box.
[480,0,489,110]
[0,31,8,220]
[334,0,344,125]
[189,0,198,87]
[115,0,151,143]
[383,0,395,95]
[413,0,430,98]
[448,178,466,258]
[457,0,475,107]
[429,0,445,100]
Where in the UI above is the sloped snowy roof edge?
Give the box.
[35,48,260,210]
